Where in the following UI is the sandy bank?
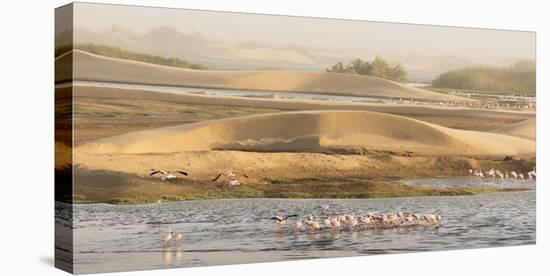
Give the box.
[77,110,534,156]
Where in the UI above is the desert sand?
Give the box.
[57,50,471,101]
[55,52,536,203]
[77,110,535,156]
[493,119,535,140]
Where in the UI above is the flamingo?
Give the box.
[270,215,298,225]
[174,232,183,241]
[306,219,321,231]
[162,231,173,243]
[329,217,341,230]
[527,167,536,180]
[323,217,332,228]
[211,171,249,182]
[511,171,518,180]
[495,170,504,180]
[485,168,496,179]
[348,217,358,230]
[319,204,332,212]
[150,169,188,180]
[518,173,524,182]
[293,218,304,230]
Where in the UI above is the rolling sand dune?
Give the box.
[77,110,534,156]
[493,119,536,140]
[57,50,470,101]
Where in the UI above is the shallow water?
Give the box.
[60,189,535,273]
[402,177,536,190]
[67,80,429,105]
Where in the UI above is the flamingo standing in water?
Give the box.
[511,171,518,180]
[162,231,173,243]
[495,170,504,180]
[293,218,304,230]
[527,167,536,180]
[174,232,183,242]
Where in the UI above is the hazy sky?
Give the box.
[71,2,535,60]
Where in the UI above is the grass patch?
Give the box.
[57,43,207,70]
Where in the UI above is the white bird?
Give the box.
[319,204,332,212]
[226,179,241,186]
[150,169,188,180]
[511,171,518,180]
[348,218,358,230]
[162,231,173,243]
[306,219,321,231]
[518,173,524,181]
[174,232,183,241]
[495,170,504,180]
[485,168,496,179]
[293,218,304,230]
[422,215,437,225]
[211,171,249,182]
[323,217,332,227]
[330,217,341,230]
[527,167,536,180]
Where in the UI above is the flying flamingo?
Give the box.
[150,169,188,180]
[270,215,298,225]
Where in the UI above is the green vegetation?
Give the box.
[431,60,536,94]
[326,57,407,82]
[56,43,207,70]
[76,178,528,205]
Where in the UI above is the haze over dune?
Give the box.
[77,110,535,156]
[59,50,470,102]
[64,24,535,80]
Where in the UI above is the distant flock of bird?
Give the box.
[162,207,442,244]
[271,209,441,233]
[468,167,536,181]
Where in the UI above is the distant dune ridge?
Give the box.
[58,50,470,102]
[77,110,534,156]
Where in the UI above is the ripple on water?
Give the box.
[64,189,535,273]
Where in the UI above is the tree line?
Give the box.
[55,43,207,70]
[431,60,535,94]
[326,57,407,82]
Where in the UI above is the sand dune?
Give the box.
[58,50,469,101]
[77,110,534,156]
[493,119,535,140]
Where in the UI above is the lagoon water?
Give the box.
[60,186,535,273]
[67,80,417,105]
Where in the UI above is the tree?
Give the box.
[326,56,407,82]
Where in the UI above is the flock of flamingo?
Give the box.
[271,209,442,233]
[468,167,536,181]
[156,166,535,243]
